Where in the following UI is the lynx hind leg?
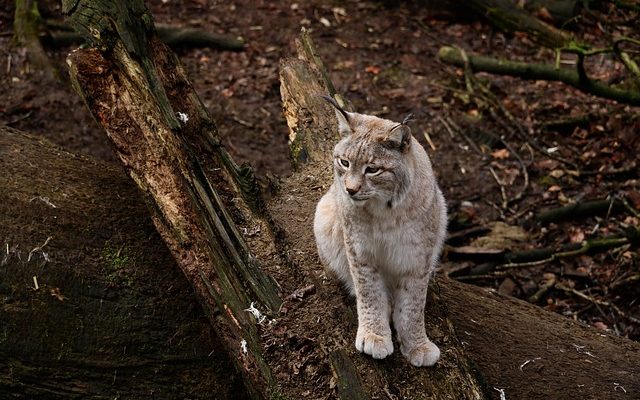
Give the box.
[393,272,440,367]
[313,193,354,293]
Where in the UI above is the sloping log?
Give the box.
[277,30,487,399]
[0,127,246,399]
[276,30,640,400]
[64,0,281,398]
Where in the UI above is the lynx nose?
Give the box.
[346,185,360,196]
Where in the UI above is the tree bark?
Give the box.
[64,1,280,397]
[0,127,247,399]
[13,0,57,79]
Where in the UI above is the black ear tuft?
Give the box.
[320,95,350,122]
[402,113,415,125]
[385,124,412,151]
[319,94,353,137]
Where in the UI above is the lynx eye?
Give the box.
[365,166,381,175]
[339,159,350,168]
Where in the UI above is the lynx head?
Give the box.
[322,95,416,208]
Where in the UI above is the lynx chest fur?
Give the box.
[313,96,447,367]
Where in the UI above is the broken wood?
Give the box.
[448,228,637,271]
[64,0,279,397]
[438,46,640,106]
[463,0,573,48]
[44,20,246,51]
[535,197,628,224]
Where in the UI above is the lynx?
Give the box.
[313,96,447,367]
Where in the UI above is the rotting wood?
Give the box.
[44,19,246,51]
[463,0,573,48]
[278,29,488,399]
[63,0,279,397]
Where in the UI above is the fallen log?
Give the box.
[463,0,573,48]
[44,20,246,51]
[276,30,640,400]
[0,127,246,399]
[64,0,281,397]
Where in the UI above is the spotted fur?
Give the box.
[314,97,447,366]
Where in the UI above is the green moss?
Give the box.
[538,175,557,187]
[102,242,135,287]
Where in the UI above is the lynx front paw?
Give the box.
[402,341,440,367]
[355,328,394,360]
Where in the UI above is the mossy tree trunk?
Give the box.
[13,0,57,79]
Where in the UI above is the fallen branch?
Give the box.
[463,0,573,48]
[46,21,245,51]
[438,46,640,106]
[535,197,628,224]
[555,283,640,324]
[448,229,636,272]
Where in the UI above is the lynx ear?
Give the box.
[385,124,412,151]
[320,95,353,136]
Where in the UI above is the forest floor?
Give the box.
[1,0,638,390]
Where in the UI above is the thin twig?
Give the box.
[556,283,640,324]
[489,167,508,210]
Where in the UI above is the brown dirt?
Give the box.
[1,0,639,399]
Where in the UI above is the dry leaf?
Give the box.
[491,148,510,160]
[548,185,562,192]
[549,169,565,178]
[50,287,67,302]
[535,7,554,23]
[568,228,585,243]
[365,65,381,75]
[593,321,608,331]
[535,159,560,170]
